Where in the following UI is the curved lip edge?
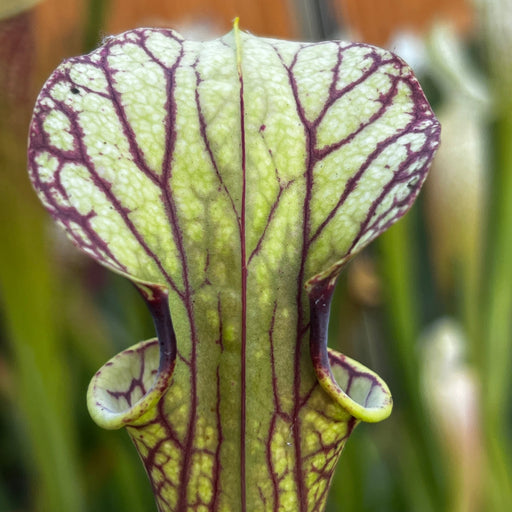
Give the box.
[315,348,393,424]
[87,338,174,430]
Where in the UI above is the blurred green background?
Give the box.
[1,0,511,511]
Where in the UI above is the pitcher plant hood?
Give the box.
[28,22,440,512]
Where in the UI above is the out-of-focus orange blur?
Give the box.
[24,0,476,93]
[105,0,295,38]
[32,0,296,82]
[334,0,474,45]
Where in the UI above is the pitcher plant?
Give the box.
[27,21,440,512]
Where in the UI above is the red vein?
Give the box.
[153,44,201,511]
[275,45,312,512]
[238,54,248,512]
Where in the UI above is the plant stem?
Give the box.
[378,213,446,512]
[481,113,512,510]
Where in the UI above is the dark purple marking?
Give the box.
[28,105,127,271]
[308,283,337,397]
[310,120,436,251]
[313,70,401,160]
[248,183,285,265]
[276,45,314,512]
[78,31,203,509]
[29,27,440,512]
[211,366,223,511]
[137,285,176,375]
[238,60,248,512]
[104,285,178,416]
[265,301,292,511]
[29,64,187,300]
[312,48,394,130]
[194,62,241,227]
[264,44,428,512]
[33,29,202,507]
[146,39,202,512]
[246,130,298,264]
[309,284,387,411]
[99,52,163,188]
[268,302,287,418]
[215,295,225,352]
[343,122,440,257]
[106,350,147,406]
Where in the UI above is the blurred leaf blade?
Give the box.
[0,159,86,511]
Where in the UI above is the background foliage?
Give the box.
[0,1,510,511]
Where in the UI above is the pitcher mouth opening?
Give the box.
[308,279,393,423]
[315,348,393,423]
[87,339,173,429]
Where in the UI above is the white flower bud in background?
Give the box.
[475,0,512,109]
[420,318,483,512]
[424,24,489,295]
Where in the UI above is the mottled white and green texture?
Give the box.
[28,25,440,512]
